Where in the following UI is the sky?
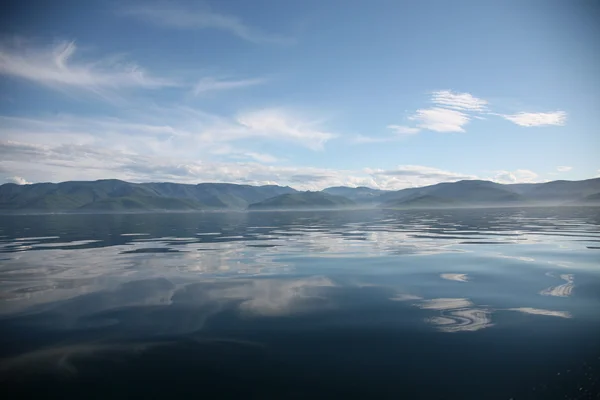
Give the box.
[1,0,599,190]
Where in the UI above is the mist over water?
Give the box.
[1,207,599,399]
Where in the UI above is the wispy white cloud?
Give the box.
[0,106,338,154]
[491,169,539,184]
[0,109,338,191]
[431,90,488,112]
[365,165,476,188]
[233,109,336,150]
[556,166,572,172]
[1,135,550,189]
[0,39,177,94]
[211,145,280,163]
[5,176,30,185]
[502,111,567,127]
[242,152,279,163]
[409,90,488,132]
[0,140,336,189]
[0,137,486,190]
[145,107,336,150]
[409,107,470,133]
[350,134,391,144]
[193,77,266,95]
[381,90,566,140]
[386,125,421,135]
[382,90,487,137]
[120,3,292,44]
[350,125,420,144]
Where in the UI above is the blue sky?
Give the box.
[1,0,599,189]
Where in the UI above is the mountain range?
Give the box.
[0,180,295,211]
[248,192,355,210]
[1,178,599,212]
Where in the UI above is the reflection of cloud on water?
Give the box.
[215,276,336,316]
[398,293,573,332]
[540,274,574,297]
[414,298,493,333]
[0,239,103,252]
[363,230,463,256]
[507,307,571,318]
[164,276,336,319]
[3,275,338,333]
[427,309,492,333]
[440,273,469,282]
[15,236,61,241]
[494,253,535,262]
[31,240,103,248]
[418,298,473,310]
[390,293,423,301]
[0,239,293,314]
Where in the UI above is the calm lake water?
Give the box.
[1,208,599,399]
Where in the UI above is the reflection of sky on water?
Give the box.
[0,207,599,329]
[390,293,423,301]
[0,209,599,400]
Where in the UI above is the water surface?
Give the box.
[1,208,599,399]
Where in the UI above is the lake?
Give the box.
[1,207,599,399]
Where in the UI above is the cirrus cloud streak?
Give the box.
[501,111,567,127]
[119,3,292,44]
[0,39,177,92]
[363,90,567,143]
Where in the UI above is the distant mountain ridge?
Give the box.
[0,180,297,211]
[378,178,600,209]
[1,177,599,212]
[248,192,355,210]
[322,186,385,203]
[380,180,526,208]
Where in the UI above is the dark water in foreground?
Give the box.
[1,208,599,399]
